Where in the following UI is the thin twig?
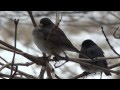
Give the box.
[108,11,120,21]
[10,19,19,79]
[0,73,26,79]
[27,11,37,27]
[56,11,62,26]
[0,63,11,71]
[13,62,34,66]
[113,26,120,39]
[0,45,46,66]
[101,27,120,56]
[0,62,37,79]
[10,66,18,79]
[109,63,120,69]
[0,39,22,52]
[38,53,47,79]
[0,62,34,67]
[94,56,120,61]
[46,61,53,79]
[56,11,60,25]
[54,74,62,79]
[38,66,46,79]
[0,45,23,55]
[0,56,8,63]
[70,72,91,79]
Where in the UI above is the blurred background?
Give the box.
[0,11,120,79]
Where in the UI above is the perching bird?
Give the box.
[79,39,111,76]
[32,18,80,58]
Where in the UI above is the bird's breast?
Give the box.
[32,28,49,53]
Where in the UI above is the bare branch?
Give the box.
[0,62,34,67]
[10,66,18,79]
[70,72,90,79]
[113,26,120,39]
[89,17,120,26]
[0,73,26,79]
[0,63,11,71]
[13,62,34,66]
[0,42,46,66]
[46,61,53,79]
[0,39,22,52]
[0,56,8,63]
[55,11,62,26]
[27,11,37,27]
[108,11,120,21]
[109,63,120,69]
[10,19,19,79]
[38,66,46,79]
[0,62,37,79]
[101,27,120,57]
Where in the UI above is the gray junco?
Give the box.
[32,18,80,58]
[79,39,111,76]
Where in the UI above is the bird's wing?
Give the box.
[47,28,79,52]
[89,45,104,58]
[79,45,104,58]
[87,45,109,68]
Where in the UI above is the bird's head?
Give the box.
[39,18,54,27]
[81,39,96,48]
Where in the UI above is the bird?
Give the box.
[79,39,111,76]
[32,18,80,58]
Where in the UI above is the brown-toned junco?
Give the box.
[79,39,111,76]
[32,18,80,58]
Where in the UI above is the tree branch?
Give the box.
[38,66,46,79]
[10,19,19,79]
[27,11,37,27]
[113,26,120,39]
[0,62,37,79]
[101,27,120,56]
[0,56,8,63]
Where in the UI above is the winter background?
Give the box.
[0,11,120,79]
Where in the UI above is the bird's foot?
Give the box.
[53,55,69,68]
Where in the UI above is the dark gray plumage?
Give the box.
[32,18,80,56]
[79,39,111,76]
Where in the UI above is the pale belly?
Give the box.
[32,28,64,55]
[33,35,62,55]
[33,36,51,54]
